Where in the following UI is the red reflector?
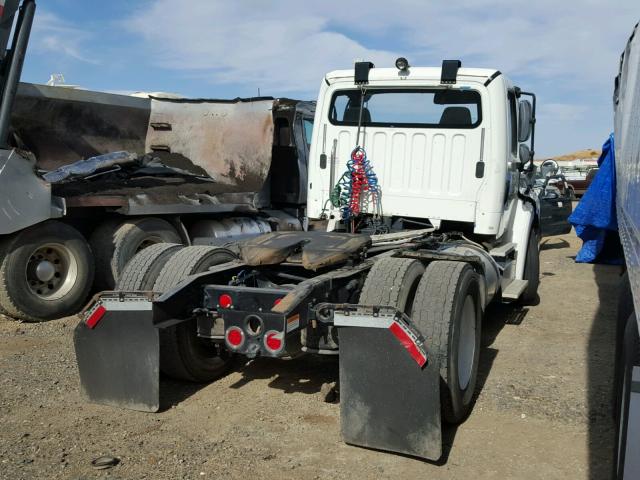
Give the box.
[264,330,283,353]
[86,304,106,329]
[219,294,233,309]
[226,327,244,348]
[389,322,427,367]
[273,298,282,306]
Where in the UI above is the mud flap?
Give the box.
[336,308,442,461]
[74,295,160,412]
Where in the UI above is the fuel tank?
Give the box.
[440,242,501,305]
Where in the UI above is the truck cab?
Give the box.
[309,62,536,234]
[308,60,539,297]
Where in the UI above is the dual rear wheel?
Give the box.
[91,217,182,291]
[116,244,237,383]
[359,257,482,424]
[119,243,483,413]
[0,217,183,321]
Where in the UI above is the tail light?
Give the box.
[218,294,233,309]
[264,330,284,353]
[225,326,244,349]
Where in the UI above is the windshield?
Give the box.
[329,88,482,129]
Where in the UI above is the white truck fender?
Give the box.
[512,198,535,280]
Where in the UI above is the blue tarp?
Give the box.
[569,134,623,264]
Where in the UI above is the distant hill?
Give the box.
[551,149,601,162]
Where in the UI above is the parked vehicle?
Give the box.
[74,57,562,460]
[0,1,314,321]
[534,159,573,236]
[566,166,599,196]
[612,20,640,480]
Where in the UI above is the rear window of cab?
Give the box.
[329,88,482,129]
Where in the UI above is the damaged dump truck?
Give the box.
[0,1,314,321]
[74,57,554,460]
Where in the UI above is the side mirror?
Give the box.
[518,144,532,170]
[518,100,532,142]
[540,159,559,177]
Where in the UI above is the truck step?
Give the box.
[489,242,516,259]
[501,279,529,300]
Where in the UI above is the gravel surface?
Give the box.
[0,230,621,479]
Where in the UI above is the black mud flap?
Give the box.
[74,294,160,412]
[336,307,442,461]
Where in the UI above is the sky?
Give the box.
[20,0,638,157]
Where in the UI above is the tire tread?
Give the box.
[153,246,236,382]
[412,261,473,423]
[116,243,183,290]
[153,246,234,293]
[91,217,181,290]
[359,256,422,307]
[0,233,19,318]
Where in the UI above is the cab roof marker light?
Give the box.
[395,57,410,71]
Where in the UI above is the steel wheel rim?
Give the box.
[26,243,78,300]
[458,295,476,390]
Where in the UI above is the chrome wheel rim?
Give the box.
[26,243,78,300]
[458,295,476,390]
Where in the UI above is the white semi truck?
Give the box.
[74,57,547,459]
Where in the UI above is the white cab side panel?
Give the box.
[474,77,510,236]
[509,198,535,280]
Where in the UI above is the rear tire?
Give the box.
[358,257,425,312]
[0,221,94,322]
[116,243,183,290]
[91,217,182,291]
[153,246,237,294]
[154,246,237,382]
[520,228,540,305]
[0,237,11,316]
[411,261,482,424]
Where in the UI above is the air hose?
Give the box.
[324,87,382,224]
[335,146,381,220]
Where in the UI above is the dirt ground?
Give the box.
[0,229,622,480]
